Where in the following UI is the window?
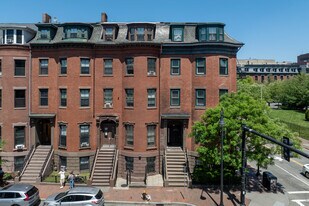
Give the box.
[273,68,277,72]
[196,58,206,75]
[218,27,224,41]
[254,76,258,81]
[0,59,2,75]
[59,156,67,169]
[198,27,224,41]
[274,75,277,80]
[125,89,134,107]
[0,126,2,142]
[14,90,26,108]
[125,58,134,75]
[170,89,180,106]
[137,27,145,41]
[39,89,48,106]
[261,75,265,83]
[195,89,206,106]
[147,58,156,75]
[280,75,283,80]
[104,27,114,41]
[198,27,207,41]
[80,156,89,171]
[0,89,2,108]
[172,27,183,42]
[80,58,90,74]
[104,89,113,107]
[146,157,156,173]
[219,89,228,99]
[147,89,156,107]
[208,27,217,41]
[147,125,156,147]
[16,30,22,44]
[6,29,13,44]
[60,58,67,75]
[128,26,154,41]
[80,89,90,107]
[104,59,113,75]
[60,89,67,107]
[40,29,49,39]
[125,124,134,146]
[14,126,25,146]
[39,59,48,75]
[14,156,25,172]
[219,58,228,75]
[125,156,134,171]
[14,60,25,76]
[171,59,180,75]
[80,125,90,148]
[64,27,89,39]
[59,125,67,147]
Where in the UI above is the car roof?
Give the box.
[1,183,34,192]
[67,187,100,195]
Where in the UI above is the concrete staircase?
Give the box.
[91,146,115,186]
[165,147,188,187]
[20,145,52,183]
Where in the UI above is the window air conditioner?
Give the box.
[104,102,113,108]
[15,144,24,150]
[148,71,156,76]
[81,142,89,147]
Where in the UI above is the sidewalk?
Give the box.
[34,183,250,206]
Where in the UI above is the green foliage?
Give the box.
[191,92,300,184]
[305,110,309,121]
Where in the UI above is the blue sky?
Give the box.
[1,0,308,62]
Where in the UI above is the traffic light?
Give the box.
[282,137,293,162]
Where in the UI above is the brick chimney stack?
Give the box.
[101,13,108,22]
[42,13,51,23]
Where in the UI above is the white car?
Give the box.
[303,164,309,178]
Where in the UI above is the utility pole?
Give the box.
[219,109,225,206]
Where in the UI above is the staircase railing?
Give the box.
[39,146,53,182]
[163,149,168,186]
[20,144,36,177]
[90,148,99,181]
[110,149,118,186]
[185,148,192,188]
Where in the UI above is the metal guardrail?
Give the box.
[185,149,191,187]
[110,149,118,186]
[20,144,36,176]
[163,149,168,185]
[39,146,53,181]
[90,148,99,181]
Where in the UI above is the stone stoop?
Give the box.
[20,145,52,183]
[91,146,115,187]
[165,147,188,187]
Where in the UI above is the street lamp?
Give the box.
[219,109,225,206]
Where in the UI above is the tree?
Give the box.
[191,92,300,184]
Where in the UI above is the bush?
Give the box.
[305,110,309,121]
[3,173,13,180]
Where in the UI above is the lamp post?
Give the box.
[219,109,224,206]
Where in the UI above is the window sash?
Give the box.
[125,125,134,146]
[171,59,180,75]
[80,58,90,74]
[199,27,207,41]
[208,27,217,41]
[60,89,67,107]
[125,156,134,171]
[196,58,206,74]
[125,89,134,107]
[40,59,48,75]
[147,58,156,73]
[80,125,90,146]
[219,58,228,75]
[60,59,67,74]
[59,125,67,147]
[14,90,26,108]
[146,157,156,173]
[126,58,134,75]
[14,156,25,172]
[195,89,206,106]
[147,125,156,147]
[104,59,113,75]
[170,89,180,106]
[16,30,22,43]
[80,157,89,170]
[14,126,25,145]
[80,89,90,107]
[104,89,113,104]
[147,89,156,107]
[40,89,48,106]
[172,28,183,42]
[15,60,25,76]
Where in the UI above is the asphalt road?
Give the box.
[250,148,309,206]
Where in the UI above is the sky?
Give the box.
[1,0,309,62]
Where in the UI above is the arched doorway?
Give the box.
[99,117,118,147]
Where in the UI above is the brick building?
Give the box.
[0,13,242,186]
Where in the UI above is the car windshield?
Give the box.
[55,192,68,200]
[95,190,103,199]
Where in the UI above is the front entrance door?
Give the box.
[100,120,116,146]
[36,119,51,145]
[167,120,183,147]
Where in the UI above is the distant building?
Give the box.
[297,53,309,74]
[237,59,300,82]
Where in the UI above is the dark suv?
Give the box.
[0,183,40,206]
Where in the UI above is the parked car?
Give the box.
[303,164,309,178]
[43,186,104,206]
[0,183,40,206]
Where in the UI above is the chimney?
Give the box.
[101,12,108,22]
[42,13,51,23]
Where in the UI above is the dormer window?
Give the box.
[128,25,155,41]
[1,29,24,44]
[105,27,114,41]
[39,29,49,39]
[171,26,184,42]
[6,30,14,44]
[64,26,90,40]
[198,26,224,42]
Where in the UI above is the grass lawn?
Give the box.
[268,109,309,140]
